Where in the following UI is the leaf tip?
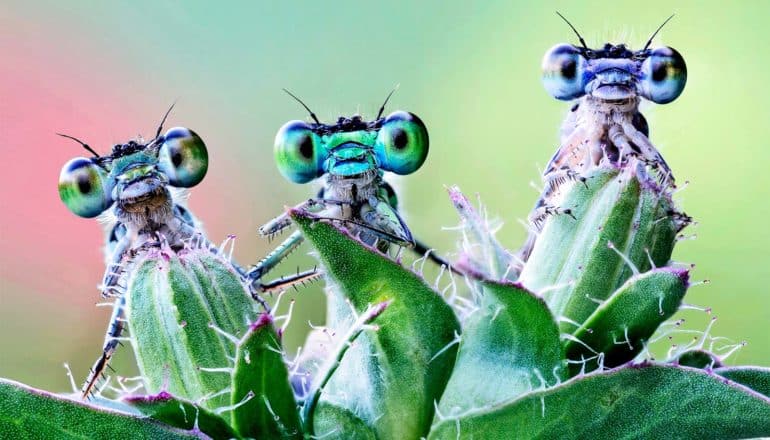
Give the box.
[250,312,274,331]
[662,266,690,286]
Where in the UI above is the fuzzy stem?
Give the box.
[301,300,390,436]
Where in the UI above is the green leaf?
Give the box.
[290,210,461,439]
[128,250,257,410]
[230,314,302,439]
[0,379,197,439]
[124,391,238,439]
[311,403,377,440]
[564,267,689,375]
[715,367,770,398]
[437,280,564,417]
[447,186,516,280]
[429,364,770,440]
[518,168,677,331]
[611,173,678,291]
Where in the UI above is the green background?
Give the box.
[1,0,768,392]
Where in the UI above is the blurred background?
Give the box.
[1,1,768,392]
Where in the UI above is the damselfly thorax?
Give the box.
[546,95,661,179]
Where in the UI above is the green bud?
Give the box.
[518,165,684,331]
[126,248,258,410]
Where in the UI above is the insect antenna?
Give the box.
[282,88,321,124]
[56,133,100,158]
[154,101,177,139]
[643,14,675,51]
[376,84,400,120]
[556,11,589,50]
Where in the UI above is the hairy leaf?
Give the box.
[715,367,770,398]
[128,250,256,409]
[311,403,377,440]
[230,314,302,439]
[291,210,460,439]
[429,364,770,439]
[447,186,516,280]
[0,379,197,439]
[437,280,564,417]
[564,267,689,375]
[124,391,237,439]
[518,168,677,331]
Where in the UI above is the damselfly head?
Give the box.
[543,14,686,105]
[58,123,208,218]
[273,108,429,183]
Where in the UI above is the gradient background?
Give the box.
[1,1,768,392]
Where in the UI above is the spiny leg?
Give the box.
[100,238,132,299]
[257,268,322,294]
[84,231,175,398]
[249,197,336,285]
[314,209,463,275]
[247,230,321,307]
[259,193,324,238]
[514,201,576,267]
[620,121,674,185]
[608,124,640,166]
[248,230,305,282]
[542,167,588,203]
[83,233,148,398]
[259,212,294,238]
[258,198,331,238]
[83,287,128,399]
[529,203,577,231]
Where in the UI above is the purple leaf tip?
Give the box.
[250,313,273,331]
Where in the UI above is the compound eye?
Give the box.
[375,111,429,175]
[542,44,588,100]
[274,120,323,183]
[640,46,687,104]
[58,157,113,218]
[158,127,208,187]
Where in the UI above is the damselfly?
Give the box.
[58,107,316,398]
[250,90,451,279]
